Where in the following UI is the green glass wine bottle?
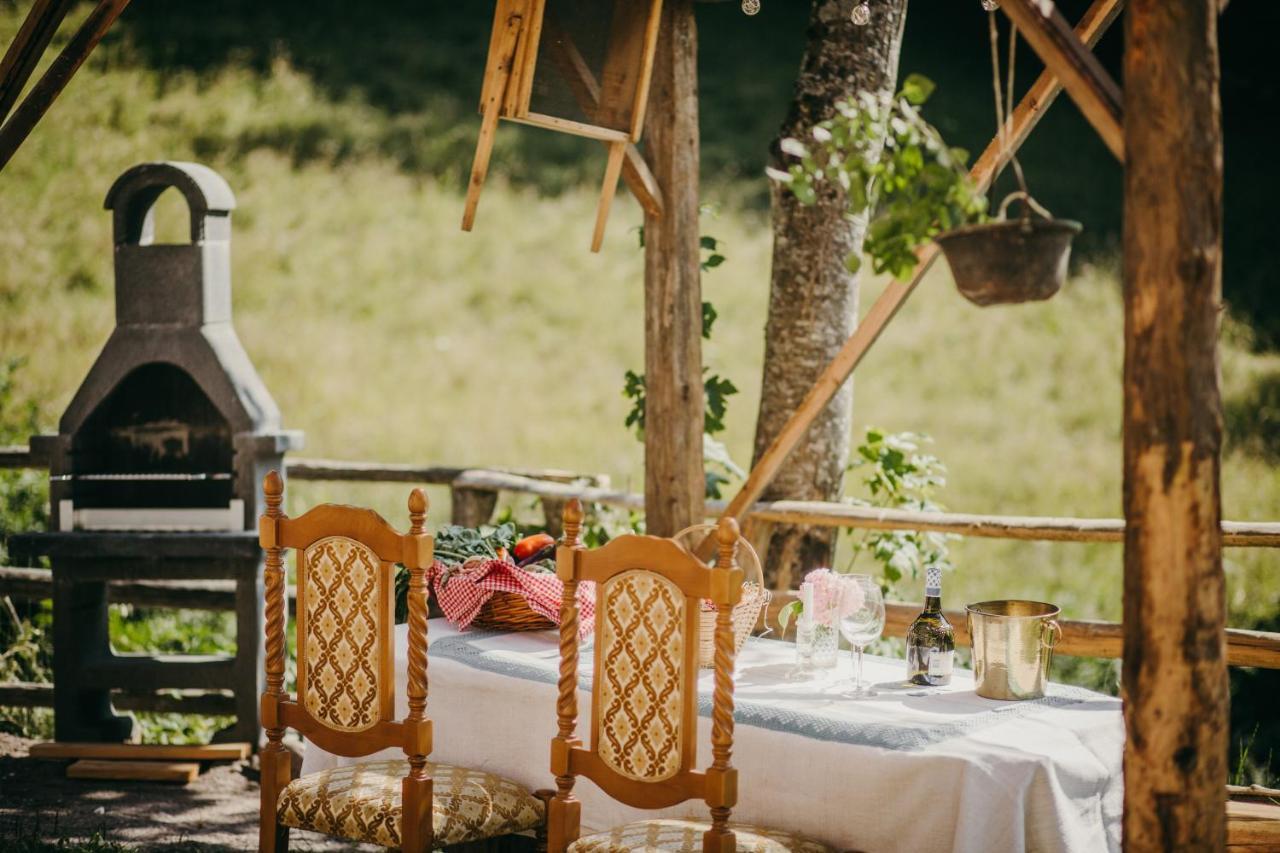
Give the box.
[906,566,955,686]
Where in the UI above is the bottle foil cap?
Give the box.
[925,566,942,597]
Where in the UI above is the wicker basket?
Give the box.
[446,556,556,632]
[471,589,556,632]
[674,524,771,668]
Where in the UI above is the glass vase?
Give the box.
[796,619,840,671]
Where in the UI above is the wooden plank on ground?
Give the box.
[66,758,199,784]
[31,741,250,761]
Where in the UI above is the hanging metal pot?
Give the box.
[935,192,1081,307]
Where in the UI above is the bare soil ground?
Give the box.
[0,733,378,851]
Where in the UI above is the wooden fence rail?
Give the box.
[0,567,297,614]
[2,448,1277,679]
[0,681,234,715]
[3,447,1278,547]
[764,594,1280,670]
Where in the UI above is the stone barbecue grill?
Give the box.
[14,162,302,744]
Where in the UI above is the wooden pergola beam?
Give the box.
[0,0,132,173]
[0,0,76,125]
[1121,0,1227,848]
[717,0,1124,532]
[999,0,1124,161]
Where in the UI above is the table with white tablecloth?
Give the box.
[303,619,1123,853]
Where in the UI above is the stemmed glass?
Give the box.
[837,574,885,697]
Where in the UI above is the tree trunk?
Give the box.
[643,0,704,537]
[1121,1,1228,849]
[753,0,908,588]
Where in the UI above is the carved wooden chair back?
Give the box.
[257,471,436,851]
[547,501,745,852]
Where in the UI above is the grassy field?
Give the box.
[0,3,1277,765]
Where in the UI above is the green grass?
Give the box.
[0,1,1277,772]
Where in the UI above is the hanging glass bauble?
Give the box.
[851,1,871,26]
[742,0,761,15]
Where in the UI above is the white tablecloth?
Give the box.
[303,619,1122,853]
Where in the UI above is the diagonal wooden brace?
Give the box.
[0,0,76,125]
[710,0,1125,549]
[999,0,1124,161]
[0,0,132,173]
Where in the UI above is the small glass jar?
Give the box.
[796,618,840,670]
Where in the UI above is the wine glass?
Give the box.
[836,574,885,697]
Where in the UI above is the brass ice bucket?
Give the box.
[966,600,1061,700]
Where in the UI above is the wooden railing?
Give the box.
[2,445,1277,715]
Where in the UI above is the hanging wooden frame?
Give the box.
[461,0,664,251]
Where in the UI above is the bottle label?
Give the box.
[928,649,954,680]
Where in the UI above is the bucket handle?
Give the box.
[997,190,1055,224]
[1040,618,1062,674]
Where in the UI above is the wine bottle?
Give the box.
[906,566,955,686]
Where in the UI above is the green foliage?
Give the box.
[845,428,954,590]
[0,359,47,564]
[703,434,746,501]
[107,606,239,743]
[580,502,646,549]
[703,374,739,436]
[701,300,719,339]
[770,74,988,280]
[624,207,740,498]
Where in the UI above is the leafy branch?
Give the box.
[844,428,954,589]
[623,207,742,499]
[769,74,988,281]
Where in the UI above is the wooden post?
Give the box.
[642,0,703,536]
[450,484,498,527]
[1121,1,1227,849]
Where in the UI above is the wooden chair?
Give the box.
[546,502,834,853]
[257,471,546,852]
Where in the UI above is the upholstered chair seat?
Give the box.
[567,818,834,853]
[278,758,544,848]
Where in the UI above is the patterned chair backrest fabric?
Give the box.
[557,530,743,809]
[299,534,389,733]
[595,568,689,782]
[263,497,433,756]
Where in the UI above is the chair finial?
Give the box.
[408,487,428,533]
[264,470,283,513]
[715,516,740,568]
[562,498,584,547]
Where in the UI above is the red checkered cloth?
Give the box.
[430,558,595,638]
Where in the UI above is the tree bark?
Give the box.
[1121,1,1228,850]
[643,0,704,537]
[753,0,908,588]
